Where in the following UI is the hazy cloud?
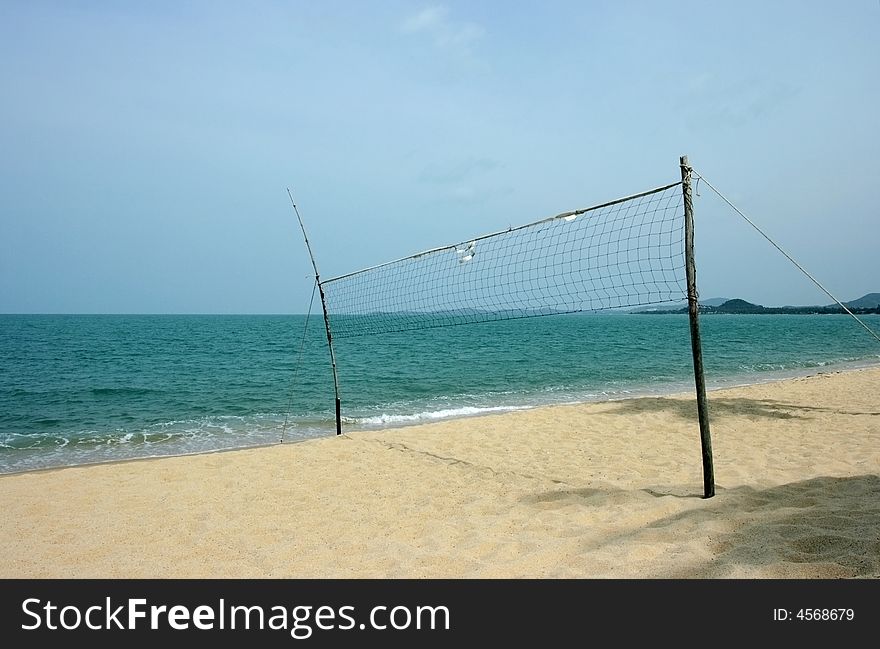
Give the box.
[419,157,499,184]
[683,73,801,130]
[401,6,448,34]
[418,156,501,204]
[400,5,486,65]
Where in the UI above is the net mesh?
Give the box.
[321,182,686,339]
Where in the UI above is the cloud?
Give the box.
[418,156,502,204]
[401,6,448,34]
[683,73,801,131]
[419,157,499,184]
[400,5,486,64]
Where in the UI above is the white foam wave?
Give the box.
[355,404,531,426]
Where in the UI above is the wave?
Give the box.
[0,412,330,474]
[734,355,877,373]
[353,404,532,427]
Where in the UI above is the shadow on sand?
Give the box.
[526,474,880,577]
[603,395,880,422]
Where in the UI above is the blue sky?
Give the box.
[1,1,877,313]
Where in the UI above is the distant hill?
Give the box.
[713,299,764,313]
[637,293,880,315]
[700,297,733,307]
[842,293,880,309]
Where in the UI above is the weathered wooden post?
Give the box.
[680,155,715,498]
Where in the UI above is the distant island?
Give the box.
[637,293,880,315]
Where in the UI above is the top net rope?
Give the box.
[321,182,686,339]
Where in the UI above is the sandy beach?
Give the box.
[1,367,878,579]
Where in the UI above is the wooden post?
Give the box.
[680,155,715,498]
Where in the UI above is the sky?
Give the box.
[1,0,877,313]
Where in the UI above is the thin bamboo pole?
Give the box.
[288,189,342,435]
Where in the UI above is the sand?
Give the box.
[1,367,878,578]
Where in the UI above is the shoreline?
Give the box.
[2,358,879,478]
[1,365,878,578]
[346,357,880,437]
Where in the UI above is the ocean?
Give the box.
[1,313,878,474]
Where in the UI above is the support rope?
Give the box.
[692,169,880,345]
[280,279,318,442]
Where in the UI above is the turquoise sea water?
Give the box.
[1,313,878,474]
